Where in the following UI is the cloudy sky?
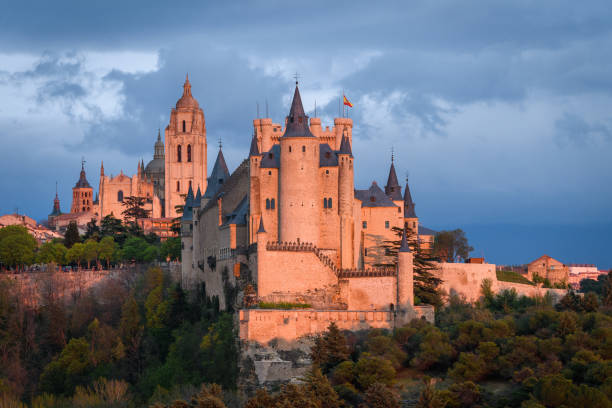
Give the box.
[0,1,610,268]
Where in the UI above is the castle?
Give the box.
[181,81,436,343]
[48,76,207,237]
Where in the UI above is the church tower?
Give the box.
[71,160,93,213]
[165,75,207,218]
[279,83,320,244]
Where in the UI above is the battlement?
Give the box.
[338,267,396,278]
[266,241,340,274]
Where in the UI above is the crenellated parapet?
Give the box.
[338,267,396,278]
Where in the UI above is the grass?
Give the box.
[496,270,535,286]
[258,301,312,309]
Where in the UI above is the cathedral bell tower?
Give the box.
[164,75,207,218]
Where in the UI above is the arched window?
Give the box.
[189,180,192,190]
[187,145,192,162]
[266,199,270,210]
[302,146,306,152]
[182,120,186,132]
[328,197,332,208]
[117,190,124,202]
[177,145,182,162]
[289,146,292,152]
[177,181,180,192]
[271,198,275,210]
[323,198,327,209]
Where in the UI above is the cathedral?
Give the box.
[49,76,208,237]
[181,81,436,343]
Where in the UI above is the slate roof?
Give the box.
[223,195,248,226]
[74,167,91,189]
[418,225,437,236]
[249,134,259,156]
[204,148,230,199]
[338,134,353,156]
[400,227,412,253]
[260,145,280,168]
[319,144,339,167]
[182,185,194,221]
[281,85,315,138]
[202,159,249,213]
[404,180,417,218]
[355,182,398,208]
[385,162,403,201]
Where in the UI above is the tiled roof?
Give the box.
[404,181,417,218]
[319,144,339,167]
[223,195,248,226]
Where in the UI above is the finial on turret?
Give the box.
[391,146,394,163]
[218,136,222,150]
[293,72,300,85]
[157,128,161,141]
[81,156,86,171]
[55,181,58,198]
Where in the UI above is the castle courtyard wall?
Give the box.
[343,276,397,310]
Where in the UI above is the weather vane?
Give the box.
[391,146,394,163]
[218,136,222,150]
[293,72,300,85]
[81,156,86,170]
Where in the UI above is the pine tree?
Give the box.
[310,322,350,373]
[378,226,443,307]
[64,221,81,248]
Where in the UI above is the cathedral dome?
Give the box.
[145,157,164,175]
[176,75,200,109]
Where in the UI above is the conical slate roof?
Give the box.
[257,217,266,233]
[404,179,417,218]
[182,185,194,221]
[385,162,402,201]
[204,148,230,199]
[282,85,315,138]
[194,187,202,207]
[338,134,352,156]
[399,226,411,253]
[249,133,259,156]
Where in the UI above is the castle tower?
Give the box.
[403,177,418,236]
[337,131,355,269]
[397,227,414,308]
[279,83,320,244]
[385,154,403,203]
[165,75,207,218]
[71,160,93,213]
[181,185,195,285]
[249,133,261,244]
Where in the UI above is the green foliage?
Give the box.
[39,337,93,395]
[0,225,37,269]
[257,301,312,309]
[121,196,151,225]
[354,353,396,390]
[36,242,67,266]
[310,322,350,373]
[66,242,85,266]
[433,229,474,262]
[497,269,535,285]
[64,221,81,248]
[160,237,181,262]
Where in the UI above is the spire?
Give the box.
[154,129,165,159]
[385,158,402,200]
[176,75,199,109]
[338,130,352,156]
[281,84,315,138]
[194,187,202,207]
[399,226,411,253]
[403,176,417,218]
[50,182,62,216]
[204,147,230,199]
[257,217,266,233]
[75,160,91,188]
[100,161,104,176]
[157,128,161,142]
[249,133,260,156]
[184,73,191,96]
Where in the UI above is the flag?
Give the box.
[343,95,353,108]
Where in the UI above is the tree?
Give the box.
[379,226,443,306]
[64,221,81,248]
[122,196,151,225]
[121,237,152,263]
[433,229,473,262]
[66,243,85,269]
[36,242,67,269]
[98,236,116,268]
[364,382,400,408]
[82,239,99,269]
[100,215,128,246]
[160,237,181,262]
[0,226,37,271]
[603,270,612,306]
[83,218,100,241]
[354,353,396,390]
[310,322,350,373]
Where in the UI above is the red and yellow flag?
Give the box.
[343,95,353,108]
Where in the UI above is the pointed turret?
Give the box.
[399,226,411,253]
[194,187,202,207]
[100,161,104,176]
[338,132,353,156]
[182,185,194,221]
[249,133,260,156]
[281,84,315,138]
[257,217,266,233]
[404,177,417,218]
[204,147,230,199]
[49,184,62,217]
[385,157,402,201]
[154,129,164,159]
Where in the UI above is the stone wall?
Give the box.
[238,307,433,345]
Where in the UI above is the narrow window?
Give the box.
[413,222,416,229]
[326,170,329,174]
[82,207,85,212]
[117,190,124,202]
[364,248,368,256]
[182,120,186,132]
[189,180,192,190]
[271,198,275,209]
[362,221,367,229]
[177,145,182,162]
[328,198,332,208]
[289,146,292,152]
[323,198,327,209]
[266,199,270,210]
[302,146,306,152]
[398,207,401,213]
[187,144,192,162]
[177,181,180,192]
[385,221,390,229]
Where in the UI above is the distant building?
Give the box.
[527,255,569,285]
[568,264,607,289]
[0,213,61,243]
